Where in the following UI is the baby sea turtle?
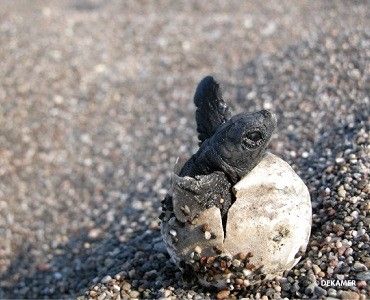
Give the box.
[161,77,311,288]
[163,76,276,219]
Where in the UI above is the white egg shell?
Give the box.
[161,152,312,287]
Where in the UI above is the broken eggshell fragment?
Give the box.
[161,152,312,288]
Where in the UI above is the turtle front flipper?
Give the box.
[172,171,232,223]
[194,76,231,145]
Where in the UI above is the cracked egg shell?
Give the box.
[161,152,312,288]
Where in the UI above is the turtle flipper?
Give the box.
[172,171,232,222]
[194,76,231,145]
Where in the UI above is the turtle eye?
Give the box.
[246,131,262,142]
[242,130,264,148]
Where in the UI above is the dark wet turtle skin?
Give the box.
[193,76,231,145]
[179,109,277,184]
[162,76,277,219]
[172,171,232,221]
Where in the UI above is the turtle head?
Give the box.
[212,109,277,182]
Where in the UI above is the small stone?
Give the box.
[305,283,316,294]
[101,275,112,284]
[169,229,177,237]
[204,231,212,240]
[281,281,291,291]
[53,272,63,280]
[335,157,345,164]
[164,289,172,297]
[36,263,51,271]
[353,262,367,271]
[328,288,337,297]
[363,257,370,268]
[351,211,359,218]
[340,291,360,300]
[129,290,140,298]
[338,246,346,256]
[291,282,299,292]
[97,293,107,300]
[302,151,309,158]
[112,285,120,292]
[194,246,201,254]
[336,274,345,280]
[314,285,327,297]
[333,224,345,233]
[238,252,247,260]
[89,291,97,297]
[312,264,321,275]
[358,228,366,236]
[345,248,353,256]
[232,259,241,268]
[121,282,131,291]
[338,186,346,198]
[216,290,230,299]
[201,224,210,232]
[357,280,367,288]
[356,271,370,281]
[128,269,136,278]
[344,216,353,223]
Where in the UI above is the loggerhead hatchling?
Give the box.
[160,76,311,289]
[162,76,276,220]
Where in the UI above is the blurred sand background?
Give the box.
[0,1,369,299]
